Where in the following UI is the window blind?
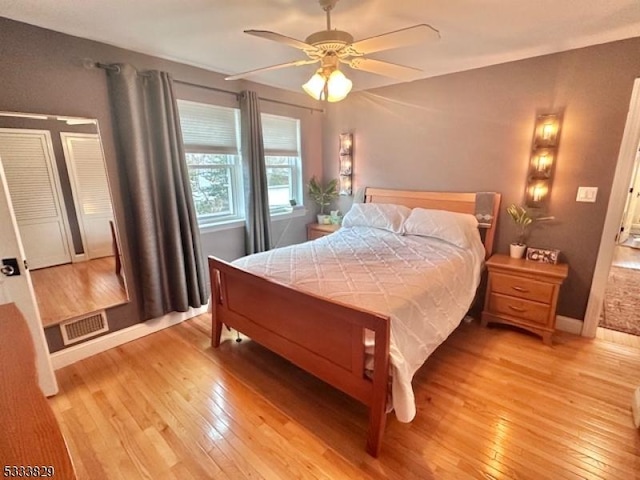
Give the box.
[261,113,300,157]
[178,100,239,154]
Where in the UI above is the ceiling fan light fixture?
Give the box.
[302,67,352,102]
[231,1,438,96]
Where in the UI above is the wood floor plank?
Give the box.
[49,316,640,479]
[32,256,128,327]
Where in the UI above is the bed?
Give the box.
[208,188,501,456]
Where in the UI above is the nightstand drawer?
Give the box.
[307,223,339,241]
[308,230,329,240]
[488,293,550,325]
[491,273,554,304]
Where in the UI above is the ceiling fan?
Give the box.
[225,0,440,102]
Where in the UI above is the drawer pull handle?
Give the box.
[512,286,529,293]
[508,305,526,313]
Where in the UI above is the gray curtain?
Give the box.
[240,90,272,254]
[106,64,207,320]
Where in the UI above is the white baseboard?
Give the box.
[50,304,209,370]
[556,315,583,335]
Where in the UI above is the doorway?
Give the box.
[598,149,640,336]
[619,149,640,246]
[584,77,640,337]
[599,246,640,336]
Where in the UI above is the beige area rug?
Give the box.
[601,265,640,336]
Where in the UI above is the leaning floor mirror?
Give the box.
[0,111,128,331]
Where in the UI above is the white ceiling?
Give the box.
[3,0,640,93]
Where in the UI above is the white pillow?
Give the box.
[342,203,411,234]
[404,208,480,249]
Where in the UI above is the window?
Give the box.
[262,113,302,214]
[178,100,303,226]
[178,100,243,225]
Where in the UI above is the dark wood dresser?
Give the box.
[0,303,76,479]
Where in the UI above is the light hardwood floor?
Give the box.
[612,244,640,270]
[597,326,640,348]
[31,257,128,327]
[49,316,640,479]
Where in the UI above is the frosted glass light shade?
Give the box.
[302,68,352,102]
[302,72,327,100]
[326,70,352,102]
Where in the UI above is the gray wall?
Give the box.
[323,37,640,320]
[0,17,323,351]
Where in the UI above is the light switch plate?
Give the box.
[576,186,598,203]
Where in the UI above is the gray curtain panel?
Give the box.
[240,90,272,254]
[106,64,207,320]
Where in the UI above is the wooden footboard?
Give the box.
[208,256,391,456]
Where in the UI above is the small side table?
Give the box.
[307,223,340,240]
[481,254,569,345]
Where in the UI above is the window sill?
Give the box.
[199,219,245,234]
[271,207,308,221]
[198,208,307,234]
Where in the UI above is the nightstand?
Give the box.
[481,254,569,345]
[307,223,340,240]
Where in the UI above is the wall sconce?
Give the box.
[533,114,560,148]
[526,114,561,207]
[527,179,550,206]
[530,148,554,178]
[339,132,353,195]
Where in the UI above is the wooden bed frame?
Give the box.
[208,188,501,456]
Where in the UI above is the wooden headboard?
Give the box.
[364,187,501,259]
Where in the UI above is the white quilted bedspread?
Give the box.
[233,226,485,422]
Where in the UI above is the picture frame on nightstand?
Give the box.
[526,247,560,264]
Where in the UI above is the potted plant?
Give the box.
[506,204,533,259]
[308,176,338,224]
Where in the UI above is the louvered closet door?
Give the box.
[0,130,73,269]
[61,133,114,259]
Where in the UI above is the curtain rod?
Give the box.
[176,79,324,114]
[94,62,324,114]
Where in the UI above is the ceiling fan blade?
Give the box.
[348,24,440,55]
[225,59,319,81]
[245,30,319,53]
[346,58,423,81]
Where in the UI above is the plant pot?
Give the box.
[317,214,332,225]
[510,243,527,259]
